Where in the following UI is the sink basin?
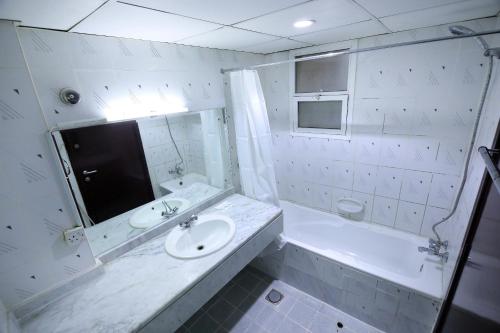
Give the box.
[165,214,235,259]
[129,197,190,229]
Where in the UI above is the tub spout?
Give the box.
[418,246,432,253]
[418,246,448,263]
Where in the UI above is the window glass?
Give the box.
[295,51,349,93]
[297,100,343,130]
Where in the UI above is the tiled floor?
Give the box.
[176,266,383,333]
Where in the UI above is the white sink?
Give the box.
[165,214,235,259]
[129,197,190,229]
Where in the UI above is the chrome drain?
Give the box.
[266,289,283,304]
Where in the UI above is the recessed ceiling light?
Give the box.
[294,20,315,28]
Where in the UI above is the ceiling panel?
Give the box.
[381,0,500,32]
[123,0,308,25]
[71,1,221,42]
[293,20,388,45]
[0,0,106,30]
[239,38,311,54]
[235,0,370,37]
[354,0,464,18]
[178,27,278,51]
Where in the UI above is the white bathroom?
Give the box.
[1,1,500,333]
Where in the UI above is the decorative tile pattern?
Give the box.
[0,22,264,309]
[259,19,495,240]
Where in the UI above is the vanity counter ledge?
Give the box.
[19,194,282,333]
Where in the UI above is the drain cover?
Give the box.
[266,289,283,304]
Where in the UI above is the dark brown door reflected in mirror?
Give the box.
[60,121,154,224]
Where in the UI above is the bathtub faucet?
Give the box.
[428,238,448,251]
[418,241,449,262]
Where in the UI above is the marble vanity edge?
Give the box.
[13,260,105,321]
[138,214,284,332]
[17,195,283,333]
[98,188,235,263]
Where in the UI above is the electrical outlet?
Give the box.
[63,226,85,246]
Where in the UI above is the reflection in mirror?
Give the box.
[51,109,232,255]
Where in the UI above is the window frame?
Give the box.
[289,40,357,140]
[292,95,348,136]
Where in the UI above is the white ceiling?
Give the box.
[1,0,499,54]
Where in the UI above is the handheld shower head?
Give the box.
[448,25,490,51]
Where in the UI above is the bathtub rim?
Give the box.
[279,199,443,300]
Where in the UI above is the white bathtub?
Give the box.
[280,200,443,299]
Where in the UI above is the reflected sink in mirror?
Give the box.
[129,197,190,229]
[165,215,235,259]
[51,108,234,256]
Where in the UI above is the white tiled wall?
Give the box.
[259,17,498,240]
[0,21,264,309]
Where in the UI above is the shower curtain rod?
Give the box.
[220,28,500,73]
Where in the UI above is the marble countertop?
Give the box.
[86,182,223,255]
[21,194,281,333]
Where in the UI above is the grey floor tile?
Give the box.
[183,309,205,329]
[242,298,267,319]
[237,272,265,293]
[208,298,236,324]
[308,311,337,333]
[318,302,340,319]
[245,322,269,333]
[276,318,309,333]
[252,279,273,298]
[288,300,316,329]
[256,303,286,332]
[273,293,296,315]
[180,265,383,333]
[297,292,324,311]
[221,309,246,330]
[189,312,219,333]
[237,294,258,313]
[223,284,250,307]
[174,325,189,333]
[227,313,254,333]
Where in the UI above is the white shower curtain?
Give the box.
[228,70,280,207]
[200,109,225,188]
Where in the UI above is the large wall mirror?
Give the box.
[51,108,233,255]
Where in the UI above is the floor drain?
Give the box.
[197,245,204,251]
[265,289,283,304]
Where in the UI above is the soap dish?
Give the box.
[336,197,364,221]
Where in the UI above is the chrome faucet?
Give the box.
[418,238,449,262]
[169,163,184,176]
[179,215,197,229]
[161,200,178,218]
